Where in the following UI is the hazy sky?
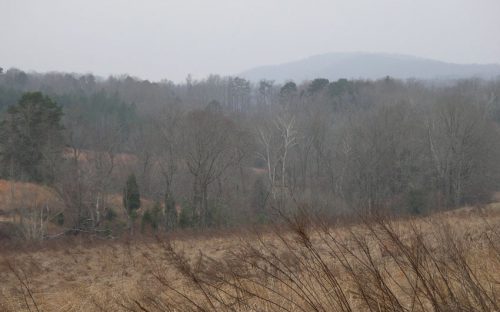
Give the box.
[2,0,500,82]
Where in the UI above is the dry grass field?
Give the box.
[0,180,61,216]
[1,204,499,312]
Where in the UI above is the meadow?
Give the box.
[1,203,499,312]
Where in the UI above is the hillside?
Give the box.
[239,52,500,82]
[1,204,499,311]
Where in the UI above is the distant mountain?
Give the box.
[239,52,500,82]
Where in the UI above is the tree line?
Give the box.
[1,68,500,237]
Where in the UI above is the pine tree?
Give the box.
[165,191,177,231]
[123,173,140,232]
[0,92,63,182]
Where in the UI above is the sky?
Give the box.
[1,0,500,82]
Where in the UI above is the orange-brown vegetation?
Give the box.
[0,179,161,240]
[0,180,63,240]
[0,179,60,214]
[1,204,499,311]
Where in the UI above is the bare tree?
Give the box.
[257,113,297,209]
[181,109,240,226]
[155,103,183,230]
[427,91,499,207]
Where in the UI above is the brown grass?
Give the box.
[0,204,499,311]
[0,180,60,213]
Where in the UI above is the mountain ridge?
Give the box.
[239,52,500,82]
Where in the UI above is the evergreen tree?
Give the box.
[308,78,329,94]
[123,174,141,233]
[0,92,63,182]
[165,192,177,231]
[280,81,297,97]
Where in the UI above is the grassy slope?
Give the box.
[0,203,499,311]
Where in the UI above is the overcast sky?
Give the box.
[1,0,500,82]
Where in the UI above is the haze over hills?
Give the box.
[239,52,500,82]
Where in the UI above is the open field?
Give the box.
[1,204,499,312]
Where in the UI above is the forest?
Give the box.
[1,67,500,239]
